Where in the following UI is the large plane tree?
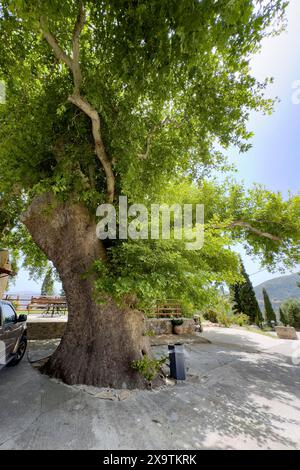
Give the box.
[1,0,299,388]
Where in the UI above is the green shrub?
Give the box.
[204,297,248,328]
[231,313,249,327]
[203,309,218,323]
[216,311,232,327]
[280,299,300,329]
[181,301,194,318]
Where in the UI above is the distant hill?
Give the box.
[5,290,40,295]
[254,273,300,310]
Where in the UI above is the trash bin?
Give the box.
[168,343,186,380]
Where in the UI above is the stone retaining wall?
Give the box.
[27,320,67,340]
[146,318,199,336]
[27,317,200,340]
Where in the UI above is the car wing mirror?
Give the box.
[17,314,27,322]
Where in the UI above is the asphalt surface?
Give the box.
[0,327,299,450]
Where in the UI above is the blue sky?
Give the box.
[8,0,300,293]
[230,0,300,195]
[231,0,300,285]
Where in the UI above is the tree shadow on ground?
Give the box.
[2,336,299,449]
[147,340,300,449]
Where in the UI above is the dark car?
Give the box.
[0,300,27,368]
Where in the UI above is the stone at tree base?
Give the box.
[275,326,298,340]
[118,390,131,401]
[75,385,130,400]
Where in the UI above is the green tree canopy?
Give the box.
[1,0,299,311]
[0,0,299,387]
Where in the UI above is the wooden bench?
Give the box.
[27,297,67,316]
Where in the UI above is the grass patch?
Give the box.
[243,326,276,338]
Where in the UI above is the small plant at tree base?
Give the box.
[131,355,167,384]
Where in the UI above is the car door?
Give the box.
[0,306,6,367]
[0,303,19,363]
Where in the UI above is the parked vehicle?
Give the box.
[0,300,27,367]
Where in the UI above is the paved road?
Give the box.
[0,327,299,450]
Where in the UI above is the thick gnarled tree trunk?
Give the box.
[22,193,151,389]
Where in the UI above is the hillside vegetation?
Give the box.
[254,273,300,309]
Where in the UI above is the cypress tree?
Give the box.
[279,307,288,326]
[231,260,263,325]
[230,283,243,315]
[262,288,277,325]
[41,268,54,296]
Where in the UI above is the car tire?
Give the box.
[7,336,27,367]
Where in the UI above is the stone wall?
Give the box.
[27,320,66,340]
[27,316,201,341]
[145,317,199,336]
[146,318,173,335]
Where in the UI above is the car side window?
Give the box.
[2,304,16,324]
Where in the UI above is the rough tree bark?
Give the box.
[22,193,152,389]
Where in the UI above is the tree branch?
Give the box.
[71,1,85,93]
[138,113,188,160]
[211,220,281,242]
[40,16,73,70]
[40,4,115,203]
[69,94,115,203]
[230,221,281,241]
[138,127,156,160]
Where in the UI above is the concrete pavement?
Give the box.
[0,327,299,450]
